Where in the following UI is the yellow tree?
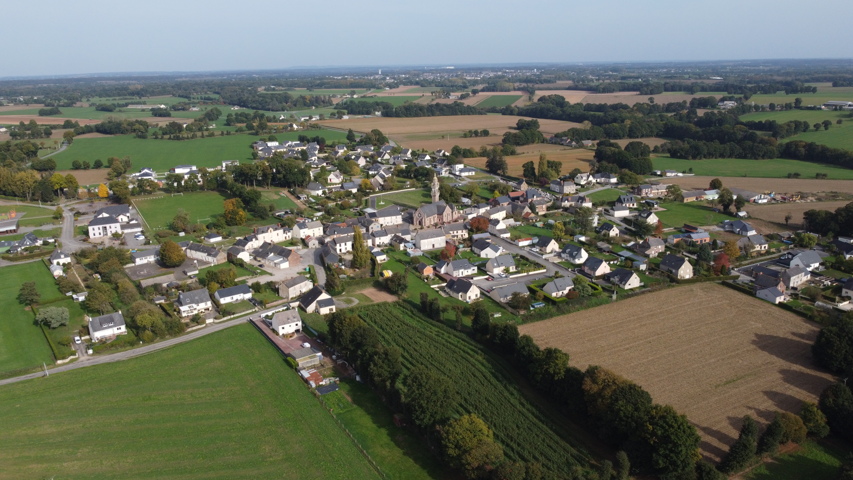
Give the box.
[223,198,247,226]
[724,240,741,260]
[97,183,109,198]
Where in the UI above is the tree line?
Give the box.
[341,99,484,117]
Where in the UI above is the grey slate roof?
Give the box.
[606,268,637,285]
[300,286,327,309]
[215,284,252,299]
[284,276,312,288]
[89,215,120,226]
[659,254,689,271]
[89,312,126,333]
[178,288,211,307]
[446,278,477,295]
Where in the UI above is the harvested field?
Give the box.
[319,115,581,151]
[519,283,835,462]
[663,176,853,196]
[56,169,108,186]
[743,200,851,231]
[353,286,397,304]
[534,90,591,103]
[466,147,593,177]
[0,115,101,125]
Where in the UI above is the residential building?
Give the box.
[637,210,659,226]
[486,255,516,275]
[583,257,611,277]
[756,287,785,304]
[445,278,481,303]
[493,282,530,303]
[88,312,127,341]
[443,222,468,240]
[279,276,313,300]
[659,254,693,279]
[605,268,641,290]
[560,244,588,264]
[414,228,447,251]
[294,221,324,239]
[738,234,769,254]
[214,284,253,305]
[633,237,665,258]
[300,286,336,314]
[721,220,756,236]
[367,205,403,227]
[616,195,637,208]
[536,236,560,254]
[177,289,214,317]
[268,309,302,335]
[88,215,122,238]
[777,249,822,271]
[131,249,159,265]
[436,259,478,277]
[542,277,574,297]
[596,222,620,238]
[49,249,71,266]
[185,242,225,265]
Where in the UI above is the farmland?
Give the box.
[519,283,836,461]
[663,175,853,196]
[0,262,64,376]
[348,95,424,106]
[0,325,381,479]
[466,146,593,177]
[743,200,851,230]
[474,95,523,108]
[740,107,853,151]
[356,302,597,478]
[651,156,853,180]
[654,201,737,228]
[745,84,853,107]
[134,191,228,230]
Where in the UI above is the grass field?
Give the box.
[652,156,853,180]
[475,95,523,108]
[746,85,853,107]
[372,189,431,208]
[49,128,348,171]
[654,202,734,228]
[0,324,382,479]
[519,283,836,462]
[586,188,625,203]
[356,303,597,477]
[348,96,424,106]
[0,262,64,376]
[134,192,228,230]
[740,109,853,150]
[745,440,846,480]
[259,189,299,211]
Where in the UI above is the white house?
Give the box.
[88,312,127,341]
[560,244,588,265]
[294,221,324,240]
[300,286,336,314]
[214,284,253,305]
[542,277,574,297]
[414,229,447,251]
[445,278,481,303]
[49,249,72,266]
[131,249,159,266]
[268,309,302,335]
[486,254,516,275]
[605,268,641,290]
[756,287,785,304]
[280,276,313,300]
[659,254,693,279]
[177,289,214,317]
[87,215,122,238]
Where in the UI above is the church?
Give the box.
[413,175,461,228]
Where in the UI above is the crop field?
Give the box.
[55,168,109,186]
[318,115,581,151]
[466,147,593,177]
[662,175,853,196]
[0,325,381,479]
[134,191,228,230]
[742,200,851,230]
[474,95,523,108]
[519,283,836,461]
[651,156,853,180]
[356,303,596,478]
[0,262,63,376]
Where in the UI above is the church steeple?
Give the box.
[431,174,440,203]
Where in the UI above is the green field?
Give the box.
[50,128,348,171]
[586,188,626,203]
[355,303,596,477]
[260,190,299,211]
[746,440,846,480]
[0,106,202,121]
[475,95,523,108]
[652,156,853,179]
[741,109,853,151]
[373,189,431,208]
[0,262,64,375]
[654,201,732,228]
[263,88,374,96]
[0,324,381,479]
[349,96,424,107]
[134,192,228,230]
[747,85,853,107]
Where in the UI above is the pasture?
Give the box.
[465,146,593,177]
[519,283,836,462]
[348,96,424,106]
[662,175,853,196]
[134,191,227,230]
[0,262,62,376]
[746,85,853,107]
[651,156,853,180]
[740,109,853,150]
[475,95,523,108]
[654,202,733,228]
[0,325,381,479]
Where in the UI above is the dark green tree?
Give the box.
[819,383,853,441]
[799,402,830,438]
[159,240,186,268]
[719,416,758,474]
[402,366,457,428]
[812,317,853,376]
[756,415,785,455]
[17,282,40,306]
[346,129,356,143]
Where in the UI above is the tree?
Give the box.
[633,219,653,239]
[724,240,741,260]
[17,282,40,306]
[84,282,114,314]
[794,232,817,248]
[719,416,758,474]
[522,161,536,181]
[799,402,830,438]
[64,174,79,198]
[108,180,131,204]
[615,451,630,480]
[813,317,853,376]
[785,212,793,226]
[223,198,247,226]
[351,226,370,269]
[471,303,491,336]
[35,306,69,328]
[666,184,683,202]
[485,149,508,175]
[440,413,504,479]
[49,172,66,196]
[718,188,734,213]
[697,244,713,263]
[756,415,785,455]
[159,240,186,268]
[819,383,853,441]
[734,196,746,212]
[654,220,664,237]
[709,178,723,190]
[402,366,457,428]
[552,222,565,242]
[633,404,700,476]
[117,279,140,305]
[470,216,489,233]
[325,268,343,295]
[97,183,109,198]
[439,243,457,261]
[53,206,64,220]
[384,273,408,295]
[171,210,190,233]
[777,411,807,444]
[346,128,356,143]
[507,292,531,310]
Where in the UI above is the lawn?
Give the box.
[586,188,625,203]
[654,202,732,228]
[134,191,227,230]
[746,440,846,480]
[259,189,299,211]
[38,298,88,359]
[651,156,853,180]
[510,224,553,239]
[0,262,64,376]
[49,128,348,171]
[2,227,62,242]
[475,95,523,108]
[348,96,424,106]
[0,324,381,479]
[198,261,260,281]
[372,189,431,209]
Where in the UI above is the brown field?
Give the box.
[744,200,851,231]
[0,115,100,126]
[534,90,592,103]
[466,147,593,177]
[318,115,582,151]
[519,283,835,461]
[355,286,397,303]
[58,169,108,186]
[665,176,853,196]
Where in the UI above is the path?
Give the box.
[368,188,417,209]
[39,143,68,158]
[283,190,308,210]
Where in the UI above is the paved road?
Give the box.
[40,143,68,158]
[60,210,89,251]
[490,236,575,278]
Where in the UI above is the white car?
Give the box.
[73,336,82,345]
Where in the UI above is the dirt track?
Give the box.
[519,283,835,462]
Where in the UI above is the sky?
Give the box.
[4,0,853,77]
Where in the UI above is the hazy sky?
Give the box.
[4,0,852,77]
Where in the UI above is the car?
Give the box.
[73,336,82,345]
[499,272,508,278]
[487,277,494,281]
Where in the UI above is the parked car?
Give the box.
[73,336,82,345]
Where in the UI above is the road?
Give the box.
[489,236,575,278]
[60,209,89,251]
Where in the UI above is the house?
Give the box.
[605,268,641,290]
[738,234,769,254]
[300,286,336,314]
[493,282,530,303]
[87,215,122,238]
[417,262,434,277]
[368,205,404,227]
[536,236,560,254]
[755,272,786,292]
[131,249,159,266]
[782,266,810,289]
[550,180,577,194]
[268,309,302,335]
[635,184,669,197]
[561,195,593,209]
[486,255,516,275]
[593,173,618,184]
[583,257,611,277]
[413,202,460,228]
[49,249,71,266]
[204,232,223,243]
[756,287,785,304]
[94,204,132,223]
[616,195,637,208]
[832,240,853,260]
[778,250,822,271]
[472,238,499,256]
[331,235,354,254]
[214,284,253,305]
[596,222,620,238]
[327,171,344,185]
[294,221,324,239]
[560,244,589,264]
[177,289,214,317]
[227,246,251,263]
[170,165,197,175]
[49,264,64,278]
[681,190,706,203]
[306,182,325,196]
[443,222,469,240]
[843,278,853,298]
[320,244,340,267]
[185,242,225,265]
[633,237,666,258]
[637,210,659,226]
[721,220,756,236]
[341,181,359,193]
[88,312,127,341]
[478,243,503,259]
[414,229,447,251]
[659,254,693,279]
[574,172,591,185]
[445,278,481,303]
[437,259,478,277]
[542,277,574,297]
[488,218,510,238]
[254,243,299,269]
[280,276,313,300]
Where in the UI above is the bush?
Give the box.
[799,402,830,438]
[777,411,807,444]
